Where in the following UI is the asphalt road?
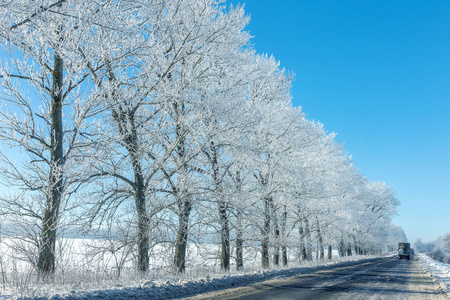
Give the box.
[181,256,446,299]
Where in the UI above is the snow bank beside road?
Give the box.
[11,255,387,300]
[418,253,450,296]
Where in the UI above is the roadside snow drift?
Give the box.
[11,256,386,300]
[418,253,450,296]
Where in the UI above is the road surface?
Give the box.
[180,256,446,299]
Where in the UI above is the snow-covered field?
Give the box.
[418,253,450,296]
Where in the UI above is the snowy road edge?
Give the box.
[417,253,450,298]
[12,256,386,300]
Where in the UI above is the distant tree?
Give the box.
[443,234,450,252]
[414,237,422,252]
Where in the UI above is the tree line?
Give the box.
[415,235,450,264]
[0,0,405,279]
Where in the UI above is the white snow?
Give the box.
[2,245,449,300]
[0,237,360,299]
[3,254,388,300]
[418,253,450,295]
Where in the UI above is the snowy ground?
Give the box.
[418,253,450,296]
[0,236,345,299]
[3,243,449,300]
[4,254,391,300]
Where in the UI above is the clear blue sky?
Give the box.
[236,0,450,243]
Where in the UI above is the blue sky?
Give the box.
[236,0,450,243]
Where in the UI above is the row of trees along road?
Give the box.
[0,0,404,279]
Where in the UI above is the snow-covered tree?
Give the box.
[0,0,125,276]
[0,0,404,280]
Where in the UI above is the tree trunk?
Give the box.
[319,238,324,260]
[271,201,279,266]
[210,141,230,271]
[338,239,345,257]
[119,113,150,273]
[273,225,280,266]
[234,173,244,271]
[299,220,307,261]
[173,101,191,273]
[353,236,358,256]
[316,241,319,261]
[235,212,244,271]
[219,201,230,271]
[121,140,150,273]
[108,64,150,273]
[347,244,352,256]
[327,244,332,260]
[316,218,324,260]
[261,196,271,269]
[174,197,191,273]
[281,206,288,266]
[38,47,64,277]
[304,218,312,261]
[134,174,149,273]
[127,123,150,273]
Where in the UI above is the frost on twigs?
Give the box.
[0,0,401,297]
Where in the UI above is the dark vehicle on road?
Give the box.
[398,242,411,260]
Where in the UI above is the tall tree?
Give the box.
[0,0,115,276]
